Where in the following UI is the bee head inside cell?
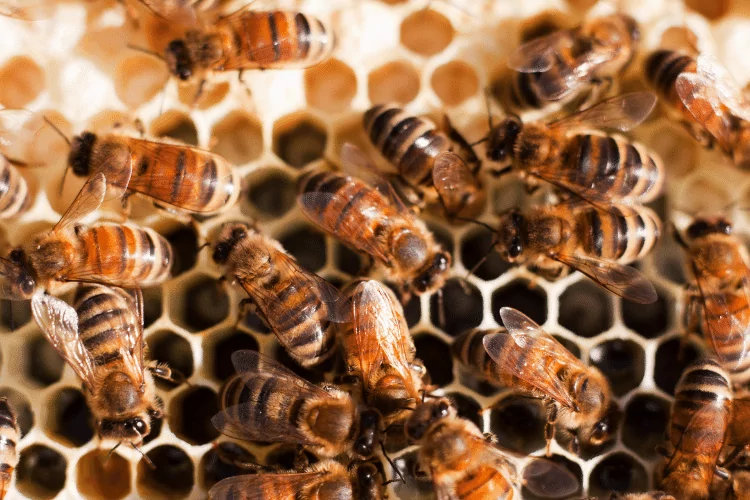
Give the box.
[412,251,450,294]
[68,132,96,177]
[487,117,521,164]
[404,397,453,441]
[165,39,194,81]
[496,209,525,261]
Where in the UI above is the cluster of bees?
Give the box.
[0,0,747,499]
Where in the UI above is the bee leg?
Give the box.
[544,402,558,456]
[237,297,270,330]
[213,443,270,471]
[193,79,207,107]
[482,432,498,444]
[357,255,375,276]
[148,363,190,387]
[720,444,750,469]
[237,70,252,97]
[293,447,310,470]
[151,202,195,226]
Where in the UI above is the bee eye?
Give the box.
[232,228,246,240]
[212,243,230,263]
[593,421,608,439]
[508,239,523,258]
[357,464,377,487]
[353,436,374,457]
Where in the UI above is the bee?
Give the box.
[208,459,383,500]
[30,286,173,453]
[675,217,750,385]
[209,221,349,368]
[339,279,425,423]
[213,350,382,461]
[505,13,640,111]
[0,154,32,219]
[607,494,676,500]
[298,168,451,298]
[659,359,732,500]
[454,308,617,455]
[675,54,750,168]
[493,201,660,303]
[362,105,483,218]
[0,398,18,500]
[484,92,664,211]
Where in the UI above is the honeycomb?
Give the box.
[0,0,749,498]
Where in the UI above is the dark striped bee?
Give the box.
[0,154,32,219]
[213,350,382,461]
[505,13,640,112]
[208,459,383,500]
[209,221,349,368]
[298,168,450,299]
[484,92,664,212]
[453,308,617,455]
[493,201,660,303]
[30,286,174,453]
[0,398,18,500]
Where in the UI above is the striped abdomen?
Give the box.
[507,64,575,111]
[363,104,452,187]
[560,134,664,203]
[74,224,172,287]
[452,328,508,385]
[0,159,30,219]
[644,50,697,121]
[700,293,750,384]
[575,204,660,264]
[455,466,513,500]
[217,11,333,70]
[0,398,18,500]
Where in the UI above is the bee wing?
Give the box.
[433,152,480,217]
[0,257,32,300]
[695,54,750,121]
[728,396,750,446]
[209,471,328,500]
[507,31,575,73]
[0,0,56,20]
[548,92,657,133]
[30,294,97,390]
[676,72,736,152]
[664,402,729,476]
[498,307,583,367]
[340,142,411,213]
[53,172,107,232]
[523,458,580,498]
[0,109,51,163]
[552,252,658,304]
[136,0,198,26]
[122,288,146,387]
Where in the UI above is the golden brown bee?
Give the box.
[0,398,18,500]
[608,494,676,500]
[339,279,425,423]
[485,92,664,211]
[298,168,451,298]
[30,286,172,452]
[208,459,383,500]
[493,202,660,303]
[362,106,483,218]
[213,350,382,461]
[0,155,32,219]
[505,13,640,111]
[454,308,617,455]
[210,221,349,368]
[659,359,732,500]
[676,217,750,385]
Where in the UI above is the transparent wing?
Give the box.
[695,54,750,121]
[340,142,410,213]
[507,31,575,73]
[31,294,97,390]
[727,396,750,446]
[209,471,327,500]
[0,0,56,20]
[433,152,481,218]
[676,72,736,152]
[498,307,582,367]
[664,403,728,476]
[53,172,107,232]
[549,92,657,133]
[0,109,50,162]
[0,257,34,300]
[136,0,198,26]
[122,288,146,386]
[523,458,580,498]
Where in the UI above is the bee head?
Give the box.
[212,222,254,265]
[99,416,151,443]
[487,117,522,163]
[355,462,381,500]
[405,398,453,442]
[165,39,193,81]
[686,217,733,240]
[353,409,381,458]
[411,251,450,295]
[68,132,97,177]
[496,209,526,262]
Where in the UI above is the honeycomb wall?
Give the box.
[0,0,748,498]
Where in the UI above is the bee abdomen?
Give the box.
[671,360,731,440]
[222,374,301,433]
[455,466,513,500]
[0,160,31,219]
[0,398,19,485]
[644,50,696,103]
[577,205,660,264]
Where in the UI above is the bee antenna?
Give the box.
[105,442,122,464]
[484,87,495,131]
[380,441,406,484]
[40,116,73,197]
[453,216,498,234]
[196,242,210,252]
[126,44,165,61]
[131,442,156,469]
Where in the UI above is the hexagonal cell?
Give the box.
[0,56,45,108]
[447,392,482,429]
[655,337,701,395]
[114,55,169,108]
[150,111,199,146]
[391,450,434,500]
[0,299,32,331]
[164,224,198,276]
[264,446,319,470]
[429,222,455,257]
[559,280,613,338]
[171,275,229,332]
[26,334,65,386]
[137,445,194,500]
[589,452,649,497]
[142,286,162,328]
[518,10,570,43]
[491,281,548,327]
[490,395,546,455]
[170,386,220,445]
[177,80,230,109]
[334,242,363,276]
[382,282,420,328]
[278,225,327,273]
[367,60,421,105]
[272,343,333,385]
[210,111,264,165]
[48,387,94,447]
[200,442,257,490]
[0,387,33,437]
[414,333,453,387]
[400,9,454,56]
[16,444,67,499]
[622,394,671,459]
[461,230,511,281]
[144,413,163,445]
[304,58,357,113]
[684,0,729,19]
[211,331,259,381]
[522,454,582,500]
[272,113,327,168]
[431,61,479,107]
[622,287,671,339]
[429,279,482,336]
[653,234,687,285]
[76,449,131,500]
[247,169,296,218]
[146,330,194,389]
[554,335,581,359]
[590,339,645,396]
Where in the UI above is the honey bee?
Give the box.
[210,221,349,368]
[659,358,732,500]
[0,154,32,219]
[213,350,382,460]
[30,286,172,453]
[675,217,750,385]
[362,105,483,218]
[208,459,383,500]
[493,201,660,303]
[463,308,617,455]
[298,168,451,298]
[0,398,18,500]
[484,92,664,211]
[339,279,425,422]
[675,54,750,168]
[505,13,640,111]
[607,494,676,500]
